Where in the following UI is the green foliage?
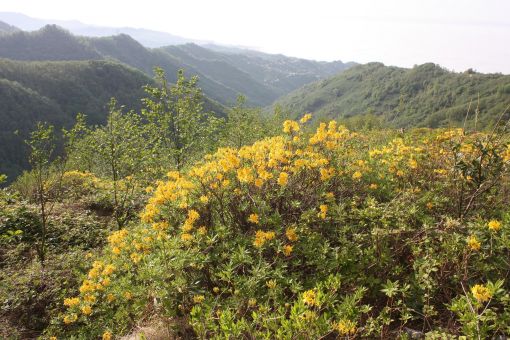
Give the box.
[70,101,148,229]
[0,58,151,180]
[220,95,275,148]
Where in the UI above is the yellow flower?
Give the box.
[102,264,116,276]
[63,297,80,307]
[467,235,481,251]
[283,244,293,256]
[471,284,492,303]
[197,226,207,235]
[488,220,502,231]
[254,178,264,188]
[248,298,257,307]
[302,289,317,306]
[193,295,205,304]
[318,204,328,219]
[123,291,132,300]
[286,227,298,242]
[130,252,142,264]
[50,337,57,340]
[266,280,277,289]
[299,113,312,123]
[79,280,95,294]
[334,319,356,335]
[81,305,92,315]
[199,195,209,203]
[187,209,200,223]
[83,294,96,303]
[253,230,276,248]
[283,120,300,134]
[278,172,289,186]
[107,294,116,303]
[237,167,254,183]
[182,221,193,232]
[320,167,335,181]
[369,183,378,189]
[63,313,78,324]
[181,233,194,242]
[408,159,418,169]
[102,331,112,340]
[352,171,362,180]
[248,213,259,224]
[213,287,220,294]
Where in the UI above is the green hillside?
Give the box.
[0,25,101,60]
[274,62,510,128]
[0,59,151,179]
[0,25,353,106]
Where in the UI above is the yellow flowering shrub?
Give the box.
[55,118,510,339]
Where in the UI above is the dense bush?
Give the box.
[50,118,510,338]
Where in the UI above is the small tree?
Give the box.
[142,68,221,171]
[221,95,270,148]
[81,99,148,229]
[24,117,83,265]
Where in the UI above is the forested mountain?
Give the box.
[0,25,353,105]
[0,12,195,47]
[0,59,151,179]
[0,20,19,34]
[274,62,510,128]
[0,25,101,61]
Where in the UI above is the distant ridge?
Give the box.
[0,20,20,34]
[0,24,354,106]
[274,62,510,128]
[0,12,196,47]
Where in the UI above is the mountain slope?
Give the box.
[274,62,510,128]
[0,25,354,106]
[0,25,101,61]
[0,59,151,179]
[0,20,19,34]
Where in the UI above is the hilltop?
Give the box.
[274,62,510,128]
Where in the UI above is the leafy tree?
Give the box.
[24,118,83,264]
[142,68,221,171]
[221,95,271,148]
[73,100,148,229]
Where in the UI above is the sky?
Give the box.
[1,0,510,73]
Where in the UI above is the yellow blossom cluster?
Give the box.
[302,289,317,306]
[253,230,276,248]
[467,235,481,251]
[471,284,492,303]
[283,120,300,134]
[318,204,328,219]
[334,319,357,335]
[488,220,502,231]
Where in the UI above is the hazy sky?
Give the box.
[2,0,510,73]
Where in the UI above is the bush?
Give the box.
[53,118,510,338]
